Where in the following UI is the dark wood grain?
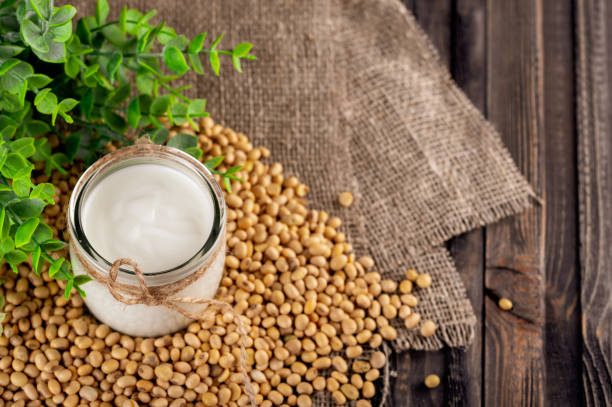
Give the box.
[392,351,447,406]
[541,0,582,405]
[391,2,452,406]
[447,0,486,406]
[484,0,546,406]
[575,0,612,405]
[395,1,590,405]
[411,0,452,67]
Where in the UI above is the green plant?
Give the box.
[0,0,254,313]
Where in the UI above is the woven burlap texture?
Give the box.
[69,0,536,352]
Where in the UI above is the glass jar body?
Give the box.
[67,144,227,337]
[69,238,225,337]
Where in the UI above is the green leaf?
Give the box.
[210,33,223,49]
[2,60,33,93]
[31,245,41,274]
[127,96,141,129]
[188,98,206,117]
[76,18,91,45]
[0,148,8,172]
[48,257,64,278]
[150,94,171,116]
[167,133,198,150]
[171,102,188,126]
[123,8,142,35]
[0,115,17,130]
[42,239,67,251]
[81,88,94,119]
[233,42,253,57]
[64,132,80,160]
[119,6,127,32]
[30,0,52,20]
[102,108,127,133]
[101,24,126,46]
[21,19,48,52]
[83,63,99,79]
[34,88,57,114]
[9,138,35,157]
[64,278,73,299]
[74,274,93,286]
[166,34,189,50]
[188,52,204,75]
[32,221,53,242]
[30,183,55,204]
[15,217,39,247]
[9,199,45,218]
[50,5,76,27]
[58,98,79,114]
[5,249,27,265]
[225,165,243,176]
[209,51,220,76]
[1,153,32,179]
[95,0,109,25]
[26,73,52,89]
[25,120,50,137]
[64,56,80,78]
[0,208,10,239]
[157,26,176,45]
[184,146,202,159]
[188,33,207,54]
[12,176,32,197]
[151,127,169,144]
[0,58,19,75]
[205,156,224,170]
[163,46,189,75]
[232,55,242,73]
[106,82,131,106]
[0,45,25,59]
[135,73,155,95]
[0,236,13,256]
[32,36,66,62]
[0,209,5,241]
[49,21,72,43]
[0,126,16,140]
[107,51,123,84]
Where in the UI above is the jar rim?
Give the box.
[67,143,226,277]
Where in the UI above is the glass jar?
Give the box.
[67,144,226,337]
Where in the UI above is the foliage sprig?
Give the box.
[0,0,253,312]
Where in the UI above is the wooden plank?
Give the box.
[541,1,582,405]
[392,351,447,406]
[411,0,452,67]
[575,0,612,405]
[484,0,546,406]
[447,0,486,406]
[390,1,451,406]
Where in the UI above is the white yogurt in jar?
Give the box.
[69,152,226,337]
[81,164,214,273]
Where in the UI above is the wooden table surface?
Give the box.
[389,0,611,406]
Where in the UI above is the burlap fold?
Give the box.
[69,0,534,352]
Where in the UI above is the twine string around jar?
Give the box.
[71,241,257,407]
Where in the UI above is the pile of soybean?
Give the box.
[0,118,437,407]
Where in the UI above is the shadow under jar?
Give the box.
[67,143,226,337]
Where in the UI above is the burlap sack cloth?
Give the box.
[70,0,534,353]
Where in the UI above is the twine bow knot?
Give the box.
[107,258,165,306]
